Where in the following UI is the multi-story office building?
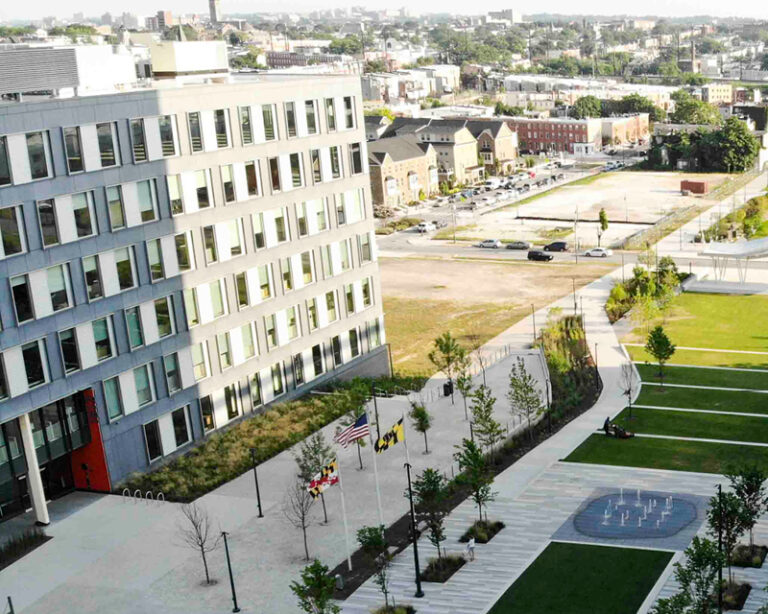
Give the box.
[0,73,387,524]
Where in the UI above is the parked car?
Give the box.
[478,239,502,249]
[544,241,569,252]
[416,221,437,233]
[506,240,532,250]
[518,184,531,193]
[584,247,613,258]
[556,173,565,180]
[527,250,553,262]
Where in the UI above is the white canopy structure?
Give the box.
[699,237,768,282]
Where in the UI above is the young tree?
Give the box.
[506,357,544,443]
[466,328,489,386]
[294,431,334,523]
[707,491,749,584]
[409,402,433,454]
[357,525,391,608]
[454,438,496,522]
[726,464,768,552]
[283,478,317,561]
[645,325,676,385]
[470,385,505,460]
[455,353,474,421]
[428,332,466,404]
[290,559,341,614]
[177,502,221,586]
[597,207,609,246]
[652,537,724,614]
[618,361,638,421]
[411,468,449,558]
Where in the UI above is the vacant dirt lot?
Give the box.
[381,257,613,373]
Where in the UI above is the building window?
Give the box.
[82,256,103,301]
[183,289,200,327]
[275,208,289,243]
[345,283,355,314]
[134,364,154,407]
[125,306,144,349]
[336,196,346,226]
[359,233,373,263]
[234,272,249,309]
[188,112,203,152]
[330,146,341,178]
[265,314,277,350]
[293,354,305,386]
[305,100,318,134]
[164,353,182,394]
[48,264,71,312]
[96,123,118,168]
[155,297,174,338]
[210,280,226,319]
[200,395,215,432]
[192,342,209,381]
[130,119,147,163]
[252,212,265,249]
[301,251,314,284]
[115,247,136,291]
[195,169,212,209]
[0,205,25,257]
[296,202,309,237]
[172,407,190,447]
[339,240,352,271]
[27,132,49,180]
[286,306,300,340]
[316,198,328,231]
[228,219,244,257]
[59,328,80,373]
[272,363,284,396]
[147,239,165,281]
[159,115,176,157]
[312,344,324,377]
[10,275,32,323]
[326,290,338,322]
[369,319,382,348]
[137,180,158,222]
[250,373,262,408]
[22,340,47,388]
[224,383,240,420]
[343,96,355,129]
[217,332,232,370]
[222,165,235,203]
[168,175,183,215]
[350,142,363,174]
[242,323,256,359]
[307,298,319,331]
[37,199,59,247]
[72,192,95,238]
[106,185,126,230]
[239,106,253,145]
[331,335,343,367]
[262,104,277,140]
[203,226,218,264]
[349,328,360,358]
[268,157,280,192]
[104,377,123,420]
[93,317,114,361]
[175,232,194,272]
[310,149,321,183]
[245,161,260,197]
[281,257,293,292]
[325,98,336,132]
[0,136,11,185]
[63,127,84,173]
[362,278,373,307]
[259,264,272,299]
[285,102,297,138]
[144,420,162,462]
[214,109,229,148]
[290,153,303,188]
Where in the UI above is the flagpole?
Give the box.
[336,459,353,572]
[368,412,385,527]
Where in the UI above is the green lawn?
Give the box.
[628,346,768,370]
[636,363,768,390]
[635,385,768,415]
[624,293,768,353]
[487,542,672,614]
[566,434,768,474]
[614,407,768,444]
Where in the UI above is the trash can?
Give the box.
[443,380,454,397]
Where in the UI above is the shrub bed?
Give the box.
[420,554,466,582]
[605,257,682,323]
[459,520,505,544]
[721,581,751,611]
[0,527,50,571]
[732,544,767,568]
[118,375,426,502]
[696,194,768,242]
[374,606,416,614]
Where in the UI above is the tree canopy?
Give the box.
[670,90,722,126]
[570,95,602,119]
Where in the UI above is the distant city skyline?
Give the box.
[1,0,767,23]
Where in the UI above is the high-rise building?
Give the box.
[209,0,221,24]
[156,10,174,30]
[0,69,386,525]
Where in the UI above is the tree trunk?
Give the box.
[301,524,310,561]
[200,546,211,585]
[423,431,429,454]
[320,492,328,523]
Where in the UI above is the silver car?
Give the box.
[479,239,502,249]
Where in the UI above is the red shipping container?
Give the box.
[681,180,709,194]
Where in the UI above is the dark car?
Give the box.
[528,250,553,262]
[506,240,531,250]
[544,241,569,252]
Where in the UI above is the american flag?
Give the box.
[334,413,370,448]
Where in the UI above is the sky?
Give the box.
[1,0,766,22]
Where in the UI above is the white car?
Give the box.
[479,239,502,249]
[584,247,613,258]
[416,221,437,233]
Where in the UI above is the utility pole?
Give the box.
[249,448,264,518]
[404,462,425,598]
[221,532,241,613]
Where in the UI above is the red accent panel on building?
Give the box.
[70,388,112,493]
[681,180,709,195]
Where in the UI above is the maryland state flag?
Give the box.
[307,459,339,499]
[374,418,405,454]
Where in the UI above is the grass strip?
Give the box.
[635,385,768,415]
[628,346,768,370]
[636,363,768,390]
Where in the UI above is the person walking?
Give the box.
[466,537,476,561]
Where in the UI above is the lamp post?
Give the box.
[718,484,723,614]
[221,531,241,613]
[249,448,264,518]
[404,462,424,598]
[594,343,599,391]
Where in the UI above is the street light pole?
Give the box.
[594,343,599,391]
[249,448,264,518]
[221,531,241,613]
[404,462,425,598]
[718,483,723,614]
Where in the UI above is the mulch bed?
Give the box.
[421,554,466,583]
[733,544,768,568]
[459,520,505,544]
[330,377,602,599]
[723,581,751,611]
